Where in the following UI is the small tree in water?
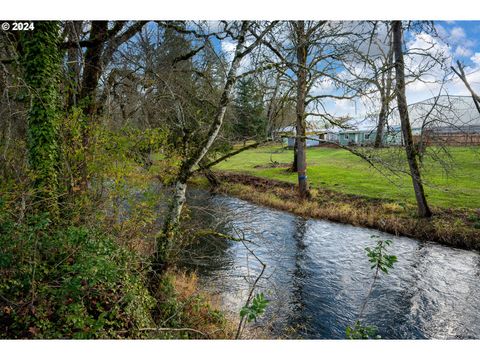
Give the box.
[346,236,397,339]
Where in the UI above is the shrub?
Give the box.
[0,212,155,339]
[154,271,229,339]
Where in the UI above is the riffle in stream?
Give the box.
[180,189,480,339]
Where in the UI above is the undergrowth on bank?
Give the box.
[0,211,155,338]
[0,127,232,339]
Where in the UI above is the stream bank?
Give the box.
[183,188,480,339]
[190,171,480,251]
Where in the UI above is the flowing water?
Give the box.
[181,189,480,339]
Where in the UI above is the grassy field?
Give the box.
[214,144,480,209]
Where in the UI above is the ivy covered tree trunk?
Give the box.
[392,21,432,218]
[21,21,62,217]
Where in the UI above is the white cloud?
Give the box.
[306,25,480,118]
[221,38,251,73]
[407,32,451,58]
[221,39,237,63]
[455,46,473,57]
[450,27,466,42]
[434,24,475,58]
[220,34,259,74]
[310,78,335,95]
[435,24,449,40]
[332,98,357,115]
[471,53,480,65]
[441,25,476,58]
[206,21,224,33]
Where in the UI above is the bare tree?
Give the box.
[373,32,395,148]
[343,21,396,148]
[253,21,358,198]
[392,20,432,218]
[154,21,277,270]
[263,74,295,139]
[62,21,148,189]
[451,60,480,115]
[292,21,311,198]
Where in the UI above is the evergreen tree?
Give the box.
[232,78,267,142]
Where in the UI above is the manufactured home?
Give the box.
[275,126,338,148]
[338,96,480,146]
[274,96,480,148]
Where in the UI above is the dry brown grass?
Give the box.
[154,269,237,339]
[199,172,480,251]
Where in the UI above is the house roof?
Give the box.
[339,128,375,134]
[391,95,480,130]
[275,124,333,134]
[277,96,480,135]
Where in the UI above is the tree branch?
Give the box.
[195,141,268,173]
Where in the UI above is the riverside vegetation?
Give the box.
[194,144,480,250]
[2,20,480,339]
[1,126,235,339]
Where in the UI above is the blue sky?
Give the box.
[135,20,480,123]
[404,21,480,103]
[214,20,480,122]
[435,21,480,65]
[321,21,480,121]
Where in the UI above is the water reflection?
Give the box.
[182,189,480,339]
[289,218,312,335]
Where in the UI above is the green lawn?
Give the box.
[214,145,480,209]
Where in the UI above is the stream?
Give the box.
[180,189,480,339]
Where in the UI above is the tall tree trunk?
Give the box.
[293,21,309,198]
[392,21,432,218]
[266,74,280,138]
[374,97,388,148]
[78,21,109,190]
[374,36,394,149]
[290,139,298,172]
[65,21,83,110]
[156,178,188,271]
[21,21,62,217]
[154,22,251,270]
[56,21,146,196]
[79,21,109,115]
